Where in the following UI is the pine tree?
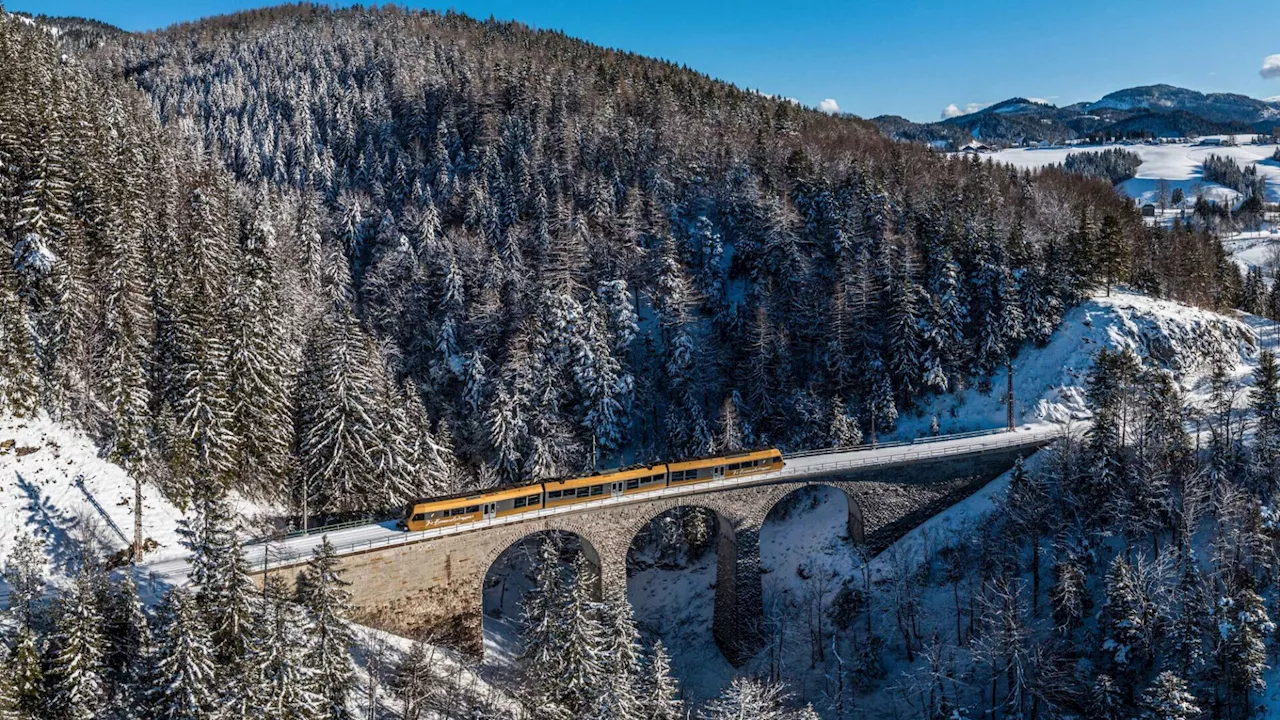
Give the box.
[392,641,435,720]
[245,577,323,720]
[296,308,384,515]
[170,170,236,497]
[149,587,220,720]
[574,297,631,459]
[1098,214,1127,295]
[553,552,608,714]
[1249,349,1280,491]
[2,532,46,630]
[1217,585,1273,709]
[1100,554,1156,674]
[47,570,107,720]
[1165,560,1208,679]
[1087,674,1125,720]
[1140,671,1199,720]
[227,191,293,497]
[296,538,355,720]
[0,641,18,720]
[828,396,862,448]
[519,535,569,715]
[7,626,43,720]
[596,592,644,719]
[102,574,153,719]
[178,489,257,674]
[699,678,813,720]
[640,640,682,720]
[0,264,38,416]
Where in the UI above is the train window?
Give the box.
[547,490,561,500]
[465,505,480,513]
[670,470,683,481]
[527,494,541,505]
[728,463,739,471]
[590,485,603,496]
[626,479,640,490]
[514,497,527,509]
[411,513,425,522]
[576,487,591,498]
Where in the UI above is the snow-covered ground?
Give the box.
[984,137,1280,206]
[890,289,1258,440]
[0,414,187,593]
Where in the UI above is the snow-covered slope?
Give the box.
[891,290,1257,439]
[0,413,188,591]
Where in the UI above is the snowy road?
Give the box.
[140,424,1065,585]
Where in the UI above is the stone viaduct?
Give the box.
[256,433,1052,665]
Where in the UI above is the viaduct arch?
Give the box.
[255,440,1040,664]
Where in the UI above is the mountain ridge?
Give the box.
[875,83,1280,146]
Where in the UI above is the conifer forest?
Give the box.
[3,3,1280,719]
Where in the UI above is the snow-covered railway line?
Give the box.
[142,424,1063,584]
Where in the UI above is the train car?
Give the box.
[542,465,668,509]
[666,448,784,487]
[401,482,545,532]
[398,448,785,532]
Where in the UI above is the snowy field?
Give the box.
[985,137,1280,206]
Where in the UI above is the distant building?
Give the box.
[1141,204,1157,218]
[960,142,993,154]
[1197,137,1224,147]
[1271,127,1280,142]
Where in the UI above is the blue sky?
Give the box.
[13,0,1280,122]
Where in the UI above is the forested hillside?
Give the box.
[3,3,1239,524]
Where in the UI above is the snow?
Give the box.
[1224,226,1280,277]
[890,289,1257,440]
[983,139,1280,205]
[0,413,188,595]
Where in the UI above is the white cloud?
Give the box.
[819,98,840,114]
[1262,54,1280,80]
[942,102,989,119]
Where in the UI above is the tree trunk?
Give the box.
[954,580,963,645]
[1031,535,1040,617]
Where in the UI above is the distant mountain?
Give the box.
[874,84,1280,147]
[1085,84,1279,124]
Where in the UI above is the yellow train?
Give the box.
[400,448,785,532]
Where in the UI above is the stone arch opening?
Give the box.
[625,504,746,677]
[763,482,863,548]
[479,529,602,670]
[758,484,863,674]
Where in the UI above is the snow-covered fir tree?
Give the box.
[148,587,220,720]
[296,538,356,720]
